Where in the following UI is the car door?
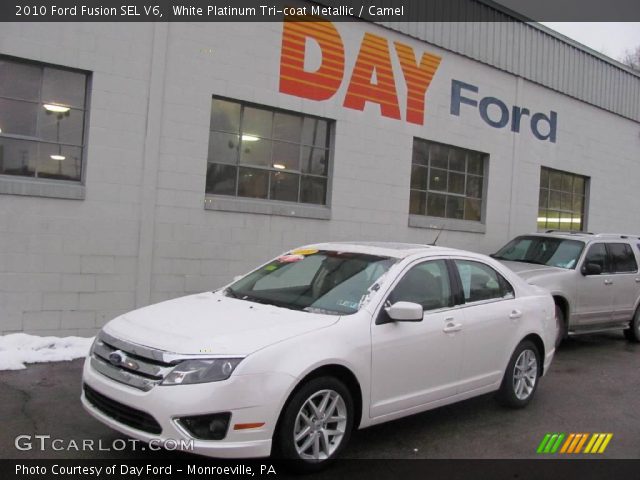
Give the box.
[575,243,614,326]
[451,258,520,392]
[606,243,640,323]
[370,258,464,418]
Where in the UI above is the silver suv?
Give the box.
[492,232,640,346]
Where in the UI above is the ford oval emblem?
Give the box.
[109,351,124,366]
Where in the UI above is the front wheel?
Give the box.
[555,304,567,348]
[496,340,540,408]
[274,376,354,471]
[623,307,640,342]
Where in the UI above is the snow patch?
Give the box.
[0,333,94,371]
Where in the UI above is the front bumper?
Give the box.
[81,357,294,459]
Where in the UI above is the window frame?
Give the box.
[538,166,589,232]
[0,54,90,199]
[204,96,334,219]
[408,138,488,234]
[449,258,516,306]
[606,242,638,274]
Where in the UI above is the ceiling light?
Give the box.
[43,104,70,113]
[50,154,66,161]
[241,134,259,142]
[273,164,286,170]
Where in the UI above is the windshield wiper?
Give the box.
[238,294,307,311]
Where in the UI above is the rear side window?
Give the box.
[454,260,514,303]
[607,243,638,273]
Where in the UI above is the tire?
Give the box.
[555,304,567,348]
[496,340,541,409]
[623,307,640,343]
[274,376,354,471]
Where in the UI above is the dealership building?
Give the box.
[0,1,639,335]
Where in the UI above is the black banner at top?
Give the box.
[2,0,640,22]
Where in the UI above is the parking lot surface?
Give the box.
[1,332,639,461]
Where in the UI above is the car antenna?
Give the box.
[430,227,444,246]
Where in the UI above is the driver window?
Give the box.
[390,260,453,311]
[583,243,607,274]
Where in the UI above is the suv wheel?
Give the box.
[555,305,567,348]
[496,340,540,408]
[624,307,640,343]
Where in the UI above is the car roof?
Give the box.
[518,232,640,242]
[298,241,471,259]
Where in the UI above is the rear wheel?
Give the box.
[623,307,640,342]
[496,340,540,408]
[274,376,354,471]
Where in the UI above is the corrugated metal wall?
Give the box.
[362,0,640,123]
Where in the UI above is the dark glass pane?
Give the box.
[549,191,561,210]
[537,209,547,231]
[238,167,268,199]
[0,59,41,101]
[412,139,429,166]
[270,171,299,202]
[206,163,237,196]
[559,213,573,230]
[301,118,328,147]
[446,196,464,219]
[242,107,272,138]
[466,175,483,198]
[0,98,38,136]
[210,99,241,133]
[449,172,465,194]
[410,165,428,190]
[429,168,447,191]
[572,215,583,232]
[409,190,426,215]
[273,112,302,143]
[42,68,86,108]
[572,195,584,215]
[300,176,326,205]
[239,137,271,167]
[545,210,560,230]
[207,132,239,164]
[272,141,299,170]
[560,193,572,212]
[540,168,549,189]
[37,143,82,181]
[426,193,446,217]
[573,176,585,195]
[300,147,328,175]
[561,173,573,193]
[449,149,465,172]
[467,152,483,174]
[549,170,563,190]
[538,188,549,209]
[38,108,84,145]
[0,137,37,177]
[464,198,481,221]
[429,143,448,169]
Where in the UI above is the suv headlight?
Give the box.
[161,359,242,385]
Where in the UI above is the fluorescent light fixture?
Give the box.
[537,217,580,224]
[241,134,260,142]
[43,104,70,113]
[50,154,66,161]
[273,164,286,170]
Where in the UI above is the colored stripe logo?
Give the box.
[537,433,613,454]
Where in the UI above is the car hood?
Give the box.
[498,260,566,280]
[103,292,339,356]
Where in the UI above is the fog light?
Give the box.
[177,412,231,440]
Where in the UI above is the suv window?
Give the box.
[454,260,514,303]
[390,260,453,311]
[493,236,584,269]
[607,243,638,273]
[583,243,608,274]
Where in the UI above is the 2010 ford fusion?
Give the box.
[81,242,556,466]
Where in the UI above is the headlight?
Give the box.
[161,358,242,385]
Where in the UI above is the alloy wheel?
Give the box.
[513,349,538,400]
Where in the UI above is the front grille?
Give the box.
[84,384,162,434]
[91,331,174,391]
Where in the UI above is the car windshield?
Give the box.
[224,250,396,314]
[493,236,585,269]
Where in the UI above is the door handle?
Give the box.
[604,279,613,285]
[443,321,462,333]
[635,278,640,283]
[509,310,522,320]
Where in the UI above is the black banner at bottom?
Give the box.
[2,459,639,480]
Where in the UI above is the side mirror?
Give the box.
[581,262,602,276]
[384,302,424,322]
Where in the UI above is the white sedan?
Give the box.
[81,242,556,467]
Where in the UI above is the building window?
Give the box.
[0,56,88,182]
[206,97,332,206]
[409,139,486,222]
[537,167,588,231]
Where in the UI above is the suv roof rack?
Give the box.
[592,233,640,240]
[544,230,594,235]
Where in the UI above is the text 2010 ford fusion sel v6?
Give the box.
[81,242,556,466]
